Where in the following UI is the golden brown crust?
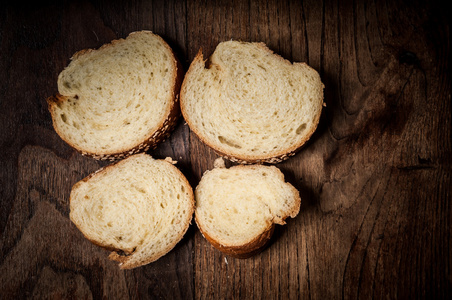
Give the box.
[180,46,324,165]
[196,217,275,259]
[48,31,183,161]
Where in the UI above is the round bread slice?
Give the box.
[194,158,301,258]
[180,41,324,164]
[48,31,183,160]
[69,153,194,269]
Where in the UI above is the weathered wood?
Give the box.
[0,0,450,299]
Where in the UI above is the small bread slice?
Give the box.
[194,158,301,258]
[48,31,183,160]
[180,41,324,164]
[69,153,194,269]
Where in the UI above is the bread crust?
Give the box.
[47,31,184,161]
[180,45,324,164]
[69,153,195,269]
[196,218,275,259]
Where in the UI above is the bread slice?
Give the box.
[180,41,324,164]
[48,31,183,160]
[69,153,194,269]
[194,158,301,258]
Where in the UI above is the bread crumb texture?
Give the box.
[181,41,324,163]
[49,31,179,157]
[195,164,300,247]
[69,153,194,269]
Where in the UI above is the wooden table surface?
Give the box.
[1,0,450,299]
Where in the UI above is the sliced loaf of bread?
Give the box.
[194,158,301,258]
[180,41,324,164]
[48,31,183,160]
[69,153,194,269]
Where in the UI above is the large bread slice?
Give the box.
[194,159,301,258]
[180,41,324,164]
[69,153,194,269]
[48,31,183,160]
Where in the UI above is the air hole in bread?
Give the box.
[60,114,67,123]
[218,136,242,149]
[296,123,307,134]
[135,186,146,193]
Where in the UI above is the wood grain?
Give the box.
[0,0,450,299]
